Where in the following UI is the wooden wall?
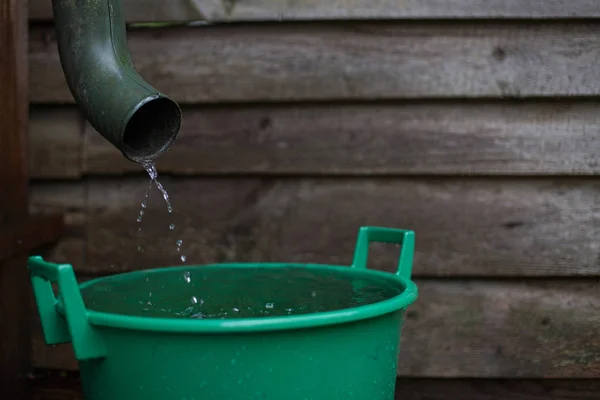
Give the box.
[28,0,600,399]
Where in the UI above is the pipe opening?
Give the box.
[123,97,182,161]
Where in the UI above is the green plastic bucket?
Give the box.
[29,226,418,400]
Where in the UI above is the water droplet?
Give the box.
[265,303,274,309]
[181,254,187,262]
[232,307,240,312]
[176,239,183,247]
[183,271,191,283]
[191,296,198,304]
[311,291,317,298]
[138,160,185,263]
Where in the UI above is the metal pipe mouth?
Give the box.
[122,97,182,162]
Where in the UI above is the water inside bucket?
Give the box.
[80,266,405,319]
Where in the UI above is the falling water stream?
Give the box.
[136,160,186,263]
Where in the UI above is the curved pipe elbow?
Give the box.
[52,0,181,162]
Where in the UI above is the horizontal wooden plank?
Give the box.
[395,379,600,400]
[29,101,600,178]
[78,101,600,176]
[28,0,600,22]
[31,370,600,400]
[31,279,600,377]
[28,181,86,268]
[29,22,600,103]
[29,107,82,179]
[29,177,600,276]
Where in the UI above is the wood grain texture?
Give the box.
[1,257,32,400]
[29,177,600,277]
[28,0,600,22]
[29,108,82,179]
[31,279,600,377]
[28,181,86,268]
[30,370,600,400]
[1,0,28,218]
[79,101,600,176]
[0,0,31,399]
[28,101,600,178]
[395,379,600,400]
[29,22,600,103]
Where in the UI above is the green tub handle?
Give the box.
[351,226,415,281]
[28,256,106,361]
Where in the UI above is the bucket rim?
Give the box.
[62,263,418,333]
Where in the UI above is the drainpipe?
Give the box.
[52,0,182,162]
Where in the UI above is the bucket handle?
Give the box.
[351,226,415,281]
[28,256,106,361]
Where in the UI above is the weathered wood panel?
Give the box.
[29,102,600,178]
[29,107,82,179]
[28,181,86,268]
[31,279,600,377]
[83,102,600,176]
[28,0,600,22]
[29,178,600,276]
[29,22,600,103]
[1,0,28,222]
[395,379,600,400]
[31,370,600,400]
[0,0,31,399]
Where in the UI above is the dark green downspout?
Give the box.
[52,0,182,162]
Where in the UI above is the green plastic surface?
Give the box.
[29,226,418,400]
[51,0,181,161]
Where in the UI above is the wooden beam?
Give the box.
[28,0,600,22]
[29,177,600,277]
[0,0,31,399]
[78,101,600,177]
[28,101,600,179]
[29,22,600,103]
[1,0,28,207]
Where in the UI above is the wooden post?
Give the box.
[0,1,32,398]
[0,1,65,399]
